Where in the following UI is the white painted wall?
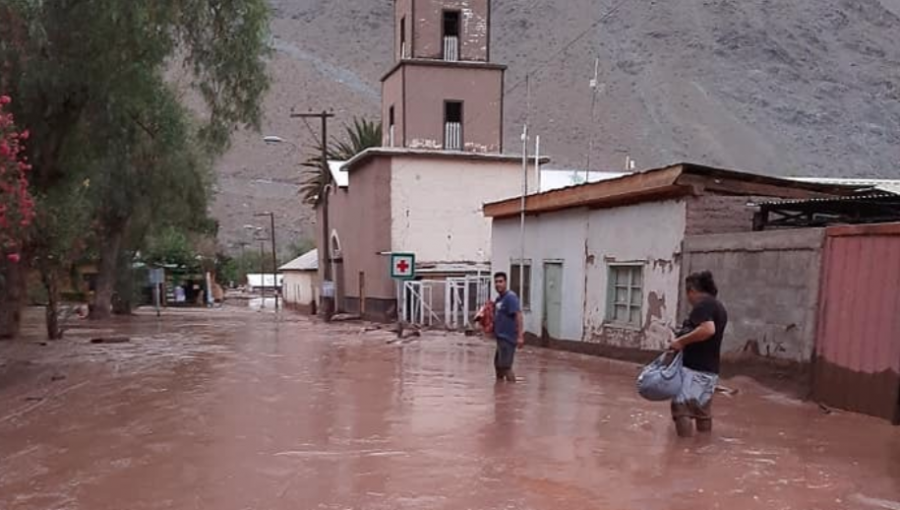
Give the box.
[583,200,687,350]
[391,157,535,263]
[489,199,688,351]
[491,209,589,341]
[282,271,318,307]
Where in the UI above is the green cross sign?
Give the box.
[390,253,416,280]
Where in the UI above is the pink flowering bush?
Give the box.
[0,95,35,261]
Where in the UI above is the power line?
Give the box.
[458,0,634,141]
[503,0,633,97]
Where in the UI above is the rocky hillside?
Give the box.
[212,0,900,249]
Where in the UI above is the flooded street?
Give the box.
[1,308,898,510]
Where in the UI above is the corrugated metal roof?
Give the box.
[789,177,900,195]
[755,193,899,206]
[279,249,318,272]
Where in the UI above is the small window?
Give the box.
[510,262,532,310]
[607,265,643,326]
[388,105,396,146]
[443,11,460,37]
[442,11,460,61]
[400,16,407,58]
[444,101,463,150]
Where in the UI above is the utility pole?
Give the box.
[520,124,528,302]
[291,110,335,320]
[255,212,279,311]
[259,240,266,308]
[237,241,249,286]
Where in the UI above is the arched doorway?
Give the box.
[330,230,346,312]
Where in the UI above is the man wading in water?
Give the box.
[670,271,728,437]
[492,272,524,382]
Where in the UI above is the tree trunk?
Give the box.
[0,260,25,339]
[91,226,125,320]
[112,252,134,316]
[44,271,62,340]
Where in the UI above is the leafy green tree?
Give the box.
[300,118,381,205]
[88,85,214,319]
[0,0,271,331]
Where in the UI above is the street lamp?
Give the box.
[255,211,279,311]
[264,113,334,321]
[263,135,299,148]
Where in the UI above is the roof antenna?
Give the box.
[586,57,603,182]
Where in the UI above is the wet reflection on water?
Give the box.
[0,307,897,510]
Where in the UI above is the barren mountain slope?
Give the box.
[213,0,900,248]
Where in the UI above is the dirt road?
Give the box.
[1,308,898,509]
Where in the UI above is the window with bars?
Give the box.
[442,11,460,61]
[606,264,644,327]
[444,101,463,150]
[510,262,532,310]
[388,106,396,147]
[400,16,409,58]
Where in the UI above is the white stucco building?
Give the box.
[280,249,319,314]
[484,163,855,357]
[319,149,543,321]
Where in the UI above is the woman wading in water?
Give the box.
[670,271,728,437]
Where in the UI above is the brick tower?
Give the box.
[382,0,505,153]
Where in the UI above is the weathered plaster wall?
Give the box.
[282,271,318,310]
[489,199,687,352]
[382,69,406,147]
[583,200,687,351]
[683,229,826,364]
[402,64,503,153]
[412,0,490,61]
[685,195,761,235]
[490,209,589,342]
[394,0,414,60]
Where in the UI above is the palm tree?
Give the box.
[300,118,382,205]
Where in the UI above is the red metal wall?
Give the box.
[813,223,900,423]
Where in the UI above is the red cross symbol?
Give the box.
[396,259,410,273]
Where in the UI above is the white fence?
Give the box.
[400,275,490,330]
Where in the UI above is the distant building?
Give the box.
[246,274,283,292]
[280,249,319,314]
[317,0,544,322]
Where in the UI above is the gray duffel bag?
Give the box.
[637,351,684,401]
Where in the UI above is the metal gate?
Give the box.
[445,276,490,330]
[400,281,437,327]
[813,224,900,424]
[401,276,490,330]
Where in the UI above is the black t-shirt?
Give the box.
[681,297,728,374]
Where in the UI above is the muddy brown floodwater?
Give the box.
[0,307,898,510]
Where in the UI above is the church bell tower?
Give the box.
[382,0,506,153]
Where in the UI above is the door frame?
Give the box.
[542,260,564,345]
